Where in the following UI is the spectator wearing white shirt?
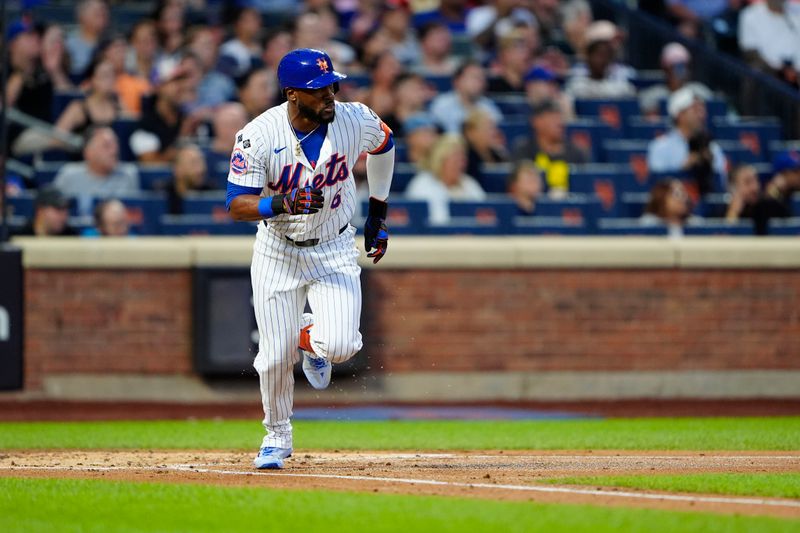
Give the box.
[406,134,487,225]
[639,42,713,119]
[565,21,636,99]
[219,5,263,79]
[429,62,503,134]
[647,87,727,194]
[738,0,800,87]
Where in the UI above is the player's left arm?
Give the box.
[364,120,395,264]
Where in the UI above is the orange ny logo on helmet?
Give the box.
[316,58,329,72]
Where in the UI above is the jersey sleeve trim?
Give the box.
[367,122,394,155]
[226,182,263,210]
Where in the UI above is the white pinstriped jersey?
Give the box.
[227,101,389,241]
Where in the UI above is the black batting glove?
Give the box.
[364,197,389,264]
[274,186,324,215]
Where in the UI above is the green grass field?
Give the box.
[1,477,798,533]
[1,416,798,450]
[1,417,798,532]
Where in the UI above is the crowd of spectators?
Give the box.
[3,0,799,238]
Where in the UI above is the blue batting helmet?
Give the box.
[277,48,347,92]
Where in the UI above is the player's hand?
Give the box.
[364,197,389,264]
[282,186,324,215]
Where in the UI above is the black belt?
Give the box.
[263,221,348,247]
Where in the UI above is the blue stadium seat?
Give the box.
[526,194,602,230]
[363,198,428,234]
[597,218,668,236]
[424,75,453,93]
[426,218,506,235]
[683,221,754,235]
[566,119,619,162]
[159,214,257,236]
[630,70,665,90]
[574,98,640,134]
[767,140,800,160]
[488,94,531,115]
[111,119,138,162]
[341,73,370,88]
[51,90,84,122]
[448,197,517,232]
[182,191,230,221]
[602,140,650,184]
[696,193,728,218]
[768,218,800,235]
[41,149,78,162]
[712,117,781,162]
[512,216,589,235]
[8,191,36,218]
[96,192,168,235]
[391,163,417,193]
[138,165,173,191]
[569,164,644,216]
[204,149,231,189]
[33,164,62,187]
[620,192,650,218]
[626,116,670,140]
[479,163,512,194]
[499,119,531,149]
[717,140,764,165]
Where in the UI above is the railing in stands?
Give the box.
[593,0,800,139]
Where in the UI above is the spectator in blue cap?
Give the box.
[763,150,800,211]
[524,65,573,119]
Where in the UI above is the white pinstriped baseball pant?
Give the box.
[251,223,363,449]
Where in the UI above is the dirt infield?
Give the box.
[2,450,799,519]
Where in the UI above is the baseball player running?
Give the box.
[226,48,395,469]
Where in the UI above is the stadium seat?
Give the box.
[630,69,665,90]
[683,221,754,236]
[33,164,62,187]
[626,116,670,140]
[712,117,782,161]
[96,192,168,235]
[479,163,512,194]
[111,119,138,162]
[203,149,231,189]
[425,218,506,235]
[717,140,764,165]
[526,194,602,230]
[362,198,428,234]
[603,140,650,183]
[390,163,416,193]
[424,75,453,93]
[620,192,650,218]
[448,197,517,233]
[488,94,531,115]
[569,164,644,216]
[498,119,531,149]
[597,218,668,236]
[574,98,640,133]
[51,90,84,122]
[182,191,230,221]
[138,165,173,191]
[159,214,257,236]
[512,216,589,235]
[768,217,800,235]
[8,191,36,218]
[566,119,620,162]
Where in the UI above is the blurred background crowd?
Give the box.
[3,0,800,238]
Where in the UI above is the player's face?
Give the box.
[293,85,336,124]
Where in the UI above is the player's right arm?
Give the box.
[225,126,323,221]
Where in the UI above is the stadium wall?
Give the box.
[9,237,800,401]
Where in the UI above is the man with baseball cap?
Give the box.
[638,42,712,119]
[12,186,77,237]
[647,86,727,194]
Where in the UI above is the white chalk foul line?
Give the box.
[4,463,795,510]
